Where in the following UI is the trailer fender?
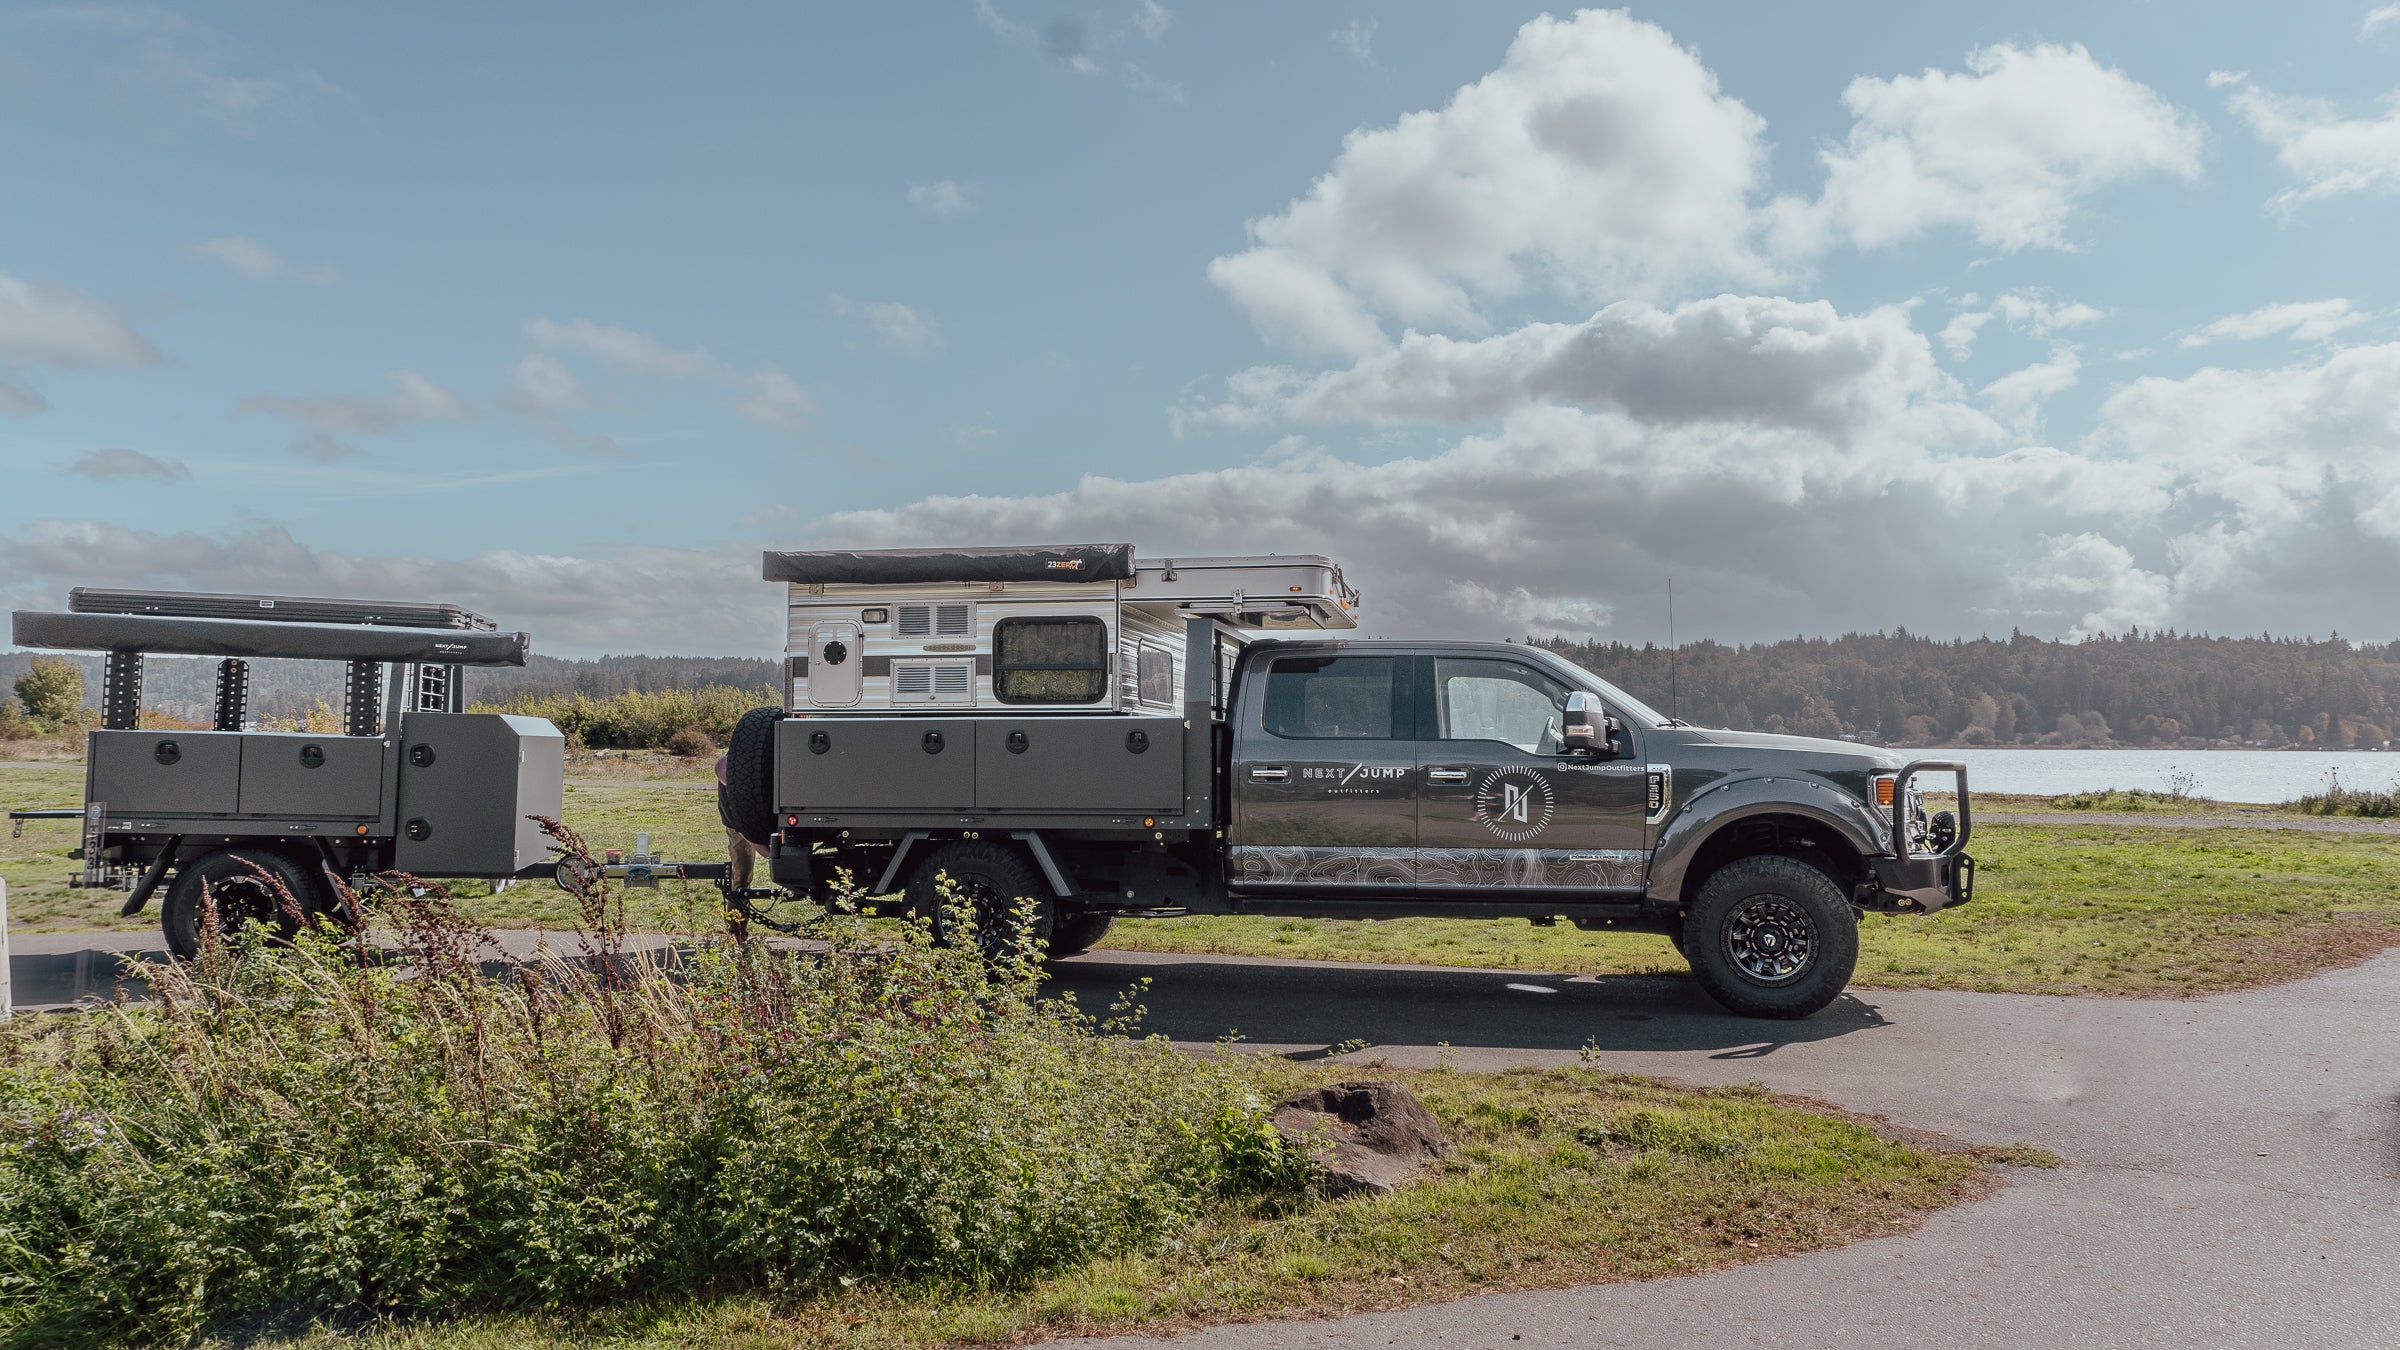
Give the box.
[1646,776,1888,906]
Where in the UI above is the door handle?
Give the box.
[1426,767,1469,783]
[1250,766,1290,782]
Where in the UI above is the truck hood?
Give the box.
[1666,725,1901,766]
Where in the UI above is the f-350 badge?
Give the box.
[1473,769,1554,842]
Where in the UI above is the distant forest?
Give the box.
[9,631,2398,749]
[1544,631,2400,749]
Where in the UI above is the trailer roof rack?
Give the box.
[69,587,497,631]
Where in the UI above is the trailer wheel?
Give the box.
[1681,855,1859,1020]
[1046,910,1115,959]
[721,705,784,847]
[161,847,326,961]
[906,841,1054,962]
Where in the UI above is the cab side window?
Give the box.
[1261,655,1404,740]
[1434,658,1569,754]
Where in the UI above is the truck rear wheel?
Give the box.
[721,706,783,847]
[906,841,1054,961]
[1682,855,1858,1020]
[161,847,326,960]
[1046,910,1115,959]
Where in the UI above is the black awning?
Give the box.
[68,587,497,630]
[761,543,1135,585]
[10,611,531,666]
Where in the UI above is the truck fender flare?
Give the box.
[1646,776,1887,905]
[873,830,1077,898]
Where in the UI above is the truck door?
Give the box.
[1229,652,1416,893]
[1415,655,1648,894]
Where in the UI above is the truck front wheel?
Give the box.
[906,841,1055,962]
[1682,855,1859,1019]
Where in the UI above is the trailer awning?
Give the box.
[68,587,497,631]
[762,543,1135,585]
[10,611,531,666]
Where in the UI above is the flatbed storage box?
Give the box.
[391,713,564,875]
[776,714,1185,815]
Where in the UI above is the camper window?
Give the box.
[1137,645,1175,705]
[994,616,1109,704]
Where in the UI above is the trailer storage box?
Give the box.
[391,713,564,875]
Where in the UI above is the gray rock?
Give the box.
[1270,1080,1450,1197]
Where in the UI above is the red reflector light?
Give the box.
[786,815,798,826]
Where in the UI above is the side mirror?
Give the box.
[1562,692,1615,755]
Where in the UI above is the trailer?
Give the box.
[8,589,567,958]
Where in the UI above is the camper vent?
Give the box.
[892,659,973,706]
[896,603,973,638]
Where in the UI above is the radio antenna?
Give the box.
[1667,577,1678,723]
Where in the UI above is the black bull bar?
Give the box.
[1869,759,1974,913]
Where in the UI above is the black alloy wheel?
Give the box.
[1681,854,1859,1019]
[904,840,1055,962]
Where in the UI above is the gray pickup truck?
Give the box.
[722,545,1973,1019]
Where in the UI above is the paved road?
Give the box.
[17,935,2395,1346]
[1042,948,2400,1350]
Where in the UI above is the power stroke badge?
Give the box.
[1472,768,1554,842]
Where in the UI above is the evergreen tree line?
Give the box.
[13,632,2400,749]
[1541,630,2400,748]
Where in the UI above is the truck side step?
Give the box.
[1230,898,1648,922]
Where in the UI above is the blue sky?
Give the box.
[4,2,2398,654]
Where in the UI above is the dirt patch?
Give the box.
[2208,912,2400,989]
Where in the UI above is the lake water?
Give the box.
[1927,748,2390,803]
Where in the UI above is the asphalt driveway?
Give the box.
[1045,947,2400,1349]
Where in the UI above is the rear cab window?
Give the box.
[1260,654,1409,740]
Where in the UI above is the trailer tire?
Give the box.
[721,705,784,848]
[1046,910,1115,959]
[906,841,1054,961]
[162,847,326,961]
[1682,855,1858,1020]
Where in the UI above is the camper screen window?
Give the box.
[994,617,1109,703]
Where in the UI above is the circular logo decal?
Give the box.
[1473,769,1555,842]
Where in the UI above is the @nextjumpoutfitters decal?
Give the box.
[1473,769,1554,842]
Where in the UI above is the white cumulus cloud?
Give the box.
[906,179,974,217]
[2181,299,2371,347]
[189,235,337,284]
[0,272,161,413]
[236,370,472,462]
[1772,43,2203,254]
[2222,77,2400,207]
[830,295,944,355]
[1208,10,1775,358]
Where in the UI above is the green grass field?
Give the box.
[8,759,2395,997]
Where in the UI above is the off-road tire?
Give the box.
[1682,855,1858,1019]
[161,847,326,960]
[721,705,783,847]
[1046,910,1115,959]
[906,840,1054,961]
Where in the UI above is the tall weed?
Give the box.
[0,848,1303,1346]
